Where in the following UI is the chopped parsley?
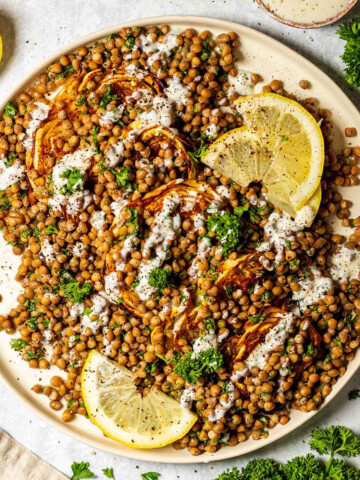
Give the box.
[5,152,17,167]
[91,126,100,154]
[110,166,133,190]
[99,85,118,108]
[59,168,84,195]
[174,348,224,384]
[200,39,211,61]
[124,207,139,235]
[26,348,42,360]
[33,227,41,238]
[76,95,87,106]
[343,313,357,327]
[187,140,208,165]
[10,338,28,350]
[0,195,11,210]
[206,211,243,257]
[124,33,136,51]
[55,64,75,79]
[27,317,40,331]
[148,267,177,294]
[280,135,289,141]
[304,343,315,357]
[203,318,215,331]
[45,225,59,235]
[248,313,266,324]
[60,272,92,303]
[19,229,32,239]
[4,101,18,118]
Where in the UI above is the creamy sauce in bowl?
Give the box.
[258,0,357,27]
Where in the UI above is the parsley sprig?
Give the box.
[70,461,95,480]
[59,168,84,195]
[60,272,92,303]
[207,212,244,257]
[174,348,224,384]
[337,15,360,87]
[214,426,360,479]
[148,267,177,294]
[99,85,117,108]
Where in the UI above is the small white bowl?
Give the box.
[256,0,359,28]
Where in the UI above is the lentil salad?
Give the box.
[0,23,359,455]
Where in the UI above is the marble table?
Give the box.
[0,0,360,478]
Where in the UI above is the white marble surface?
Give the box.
[0,1,360,478]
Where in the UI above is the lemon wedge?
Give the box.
[0,35,2,64]
[202,93,324,216]
[81,350,197,449]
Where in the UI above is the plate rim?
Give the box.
[0,13,360,465]
[254,0,359,29]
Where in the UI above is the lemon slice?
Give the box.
[202,93,324,216]
[0,35,2,64]
[81,350,197,449]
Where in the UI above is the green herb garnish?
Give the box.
[60,272,92,304]
[337,15,360,87]
[206,212,243,257]
[59,168,84,195]
[4,101,18,118]
[56,65,75,79]
[148,267,177,294]
[174,348,224,384]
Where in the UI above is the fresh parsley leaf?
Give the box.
[70,461,96,480]
[141,472,160,480]
[4,101,18,118]
[349,389,360,401]
[102,467,114,478]
[284,454,324,480]
[213,467,241,480]
[327,459,360,479]
[309,426,360,458]
[337,15,360,87]
[239,458,284,479]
